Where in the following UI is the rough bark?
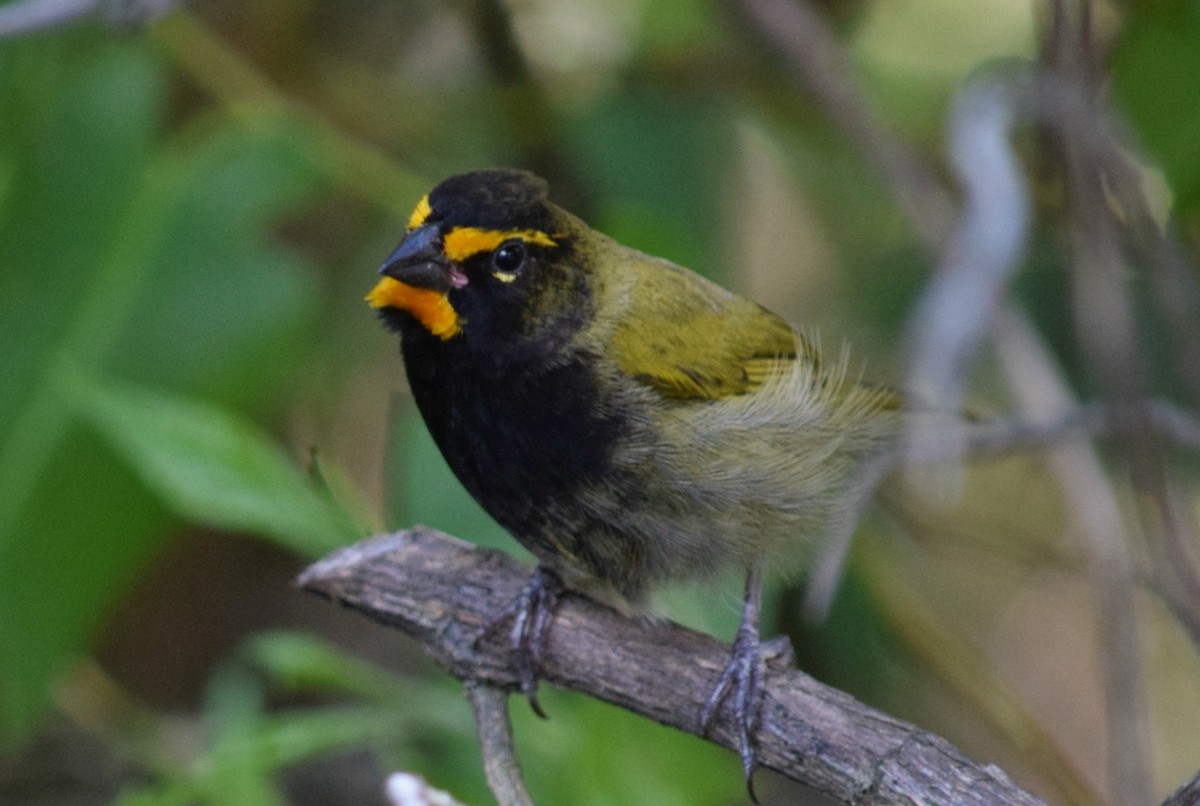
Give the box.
[298,526,1045,805]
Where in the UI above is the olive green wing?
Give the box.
[607,262,810,400]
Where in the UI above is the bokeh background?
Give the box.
[2,0,1199,804]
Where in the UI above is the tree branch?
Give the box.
[463,680,533,806]
[298,526,1045,805]
[1164,769,1200,806]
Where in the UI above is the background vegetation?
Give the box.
[1,0,1198,803]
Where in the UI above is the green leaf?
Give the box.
[67,374,359,558]
[192,655,417,806]
[1112,0,1200,214]
[0,33,175,744]
[0,29,329,743]
[237,632,468,728]
[0,430,172,745]
[239,631,408,703]
[106,125,322,409]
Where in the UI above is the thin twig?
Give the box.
[805,393,1200,620]
[299,527,1046,806]
[993,306,1150,806]
[1097,131,1200,410]
[1048,8,1154,799]
[463,681,533,806]
[1086,135,1200,654]
[722,0,954,250]
[0,0,94,34]
[901,73,1032,488]
[963,399,1200,457]
[0,0,175,35]
[1163,768,1200,806]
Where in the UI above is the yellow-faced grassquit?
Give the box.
[367,169,902,790]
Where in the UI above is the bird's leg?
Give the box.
[503,565,563,719]
[701,563,774,800]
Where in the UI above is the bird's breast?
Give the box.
[400,334,629,538]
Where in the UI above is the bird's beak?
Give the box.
[366,224,463,340]
[377,224,450,292]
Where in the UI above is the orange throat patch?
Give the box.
[366,277,461,340]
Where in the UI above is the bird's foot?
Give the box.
[701,628,792,802]
[478,566,564,718]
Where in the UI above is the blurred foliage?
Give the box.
[0,0,1197,804]
[0,29,357,745]
[1111,0,1200,217]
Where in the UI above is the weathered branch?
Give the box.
[298,526,1044,805]
[1164,768,1200,806]
[463,680,532,806]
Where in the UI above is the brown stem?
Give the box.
[299,527,1046,806]
[463,680,533,806]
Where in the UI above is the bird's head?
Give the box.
[367,169,591,349]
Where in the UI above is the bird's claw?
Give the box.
[701,622,766,799]
[479,566,563,718]
[701,631,791,802]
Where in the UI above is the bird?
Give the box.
[366,168,902,794]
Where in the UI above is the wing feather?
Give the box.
[606,259,808,400]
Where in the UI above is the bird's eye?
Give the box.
[492,240,527,276]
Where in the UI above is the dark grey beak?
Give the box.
[379,224,449,292]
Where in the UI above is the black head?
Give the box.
[423,169,554,233]
[367,170,589,355]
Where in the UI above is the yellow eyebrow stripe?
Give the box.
[442,227,556,262]
[407,194,432,230]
